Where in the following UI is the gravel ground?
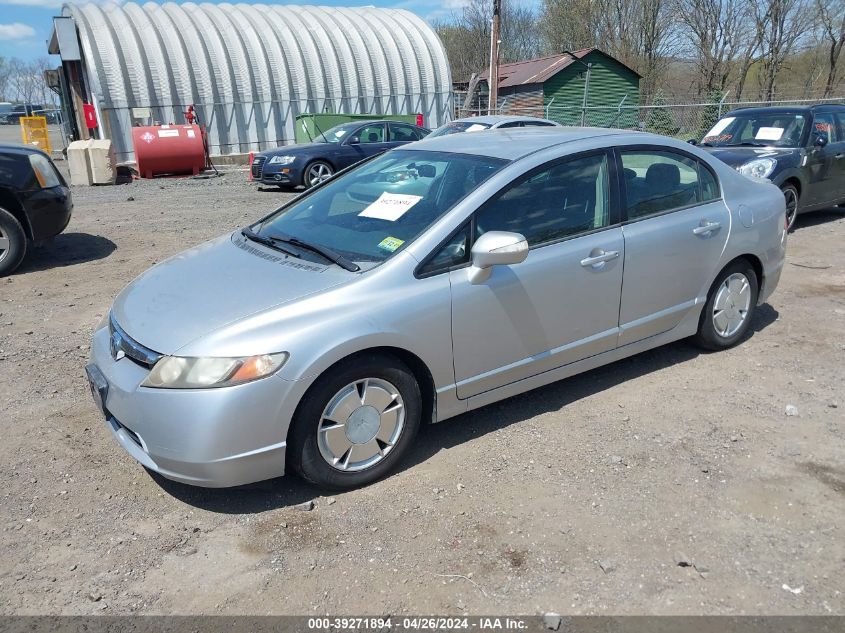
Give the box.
[0,169,843,615]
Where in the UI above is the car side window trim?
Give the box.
[613,145,723,224]
[414,219,474,279]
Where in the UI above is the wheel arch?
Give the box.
[780,176,801,199]
[0,188,32,239]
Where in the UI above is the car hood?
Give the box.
[260,142,330,157]
[110,232,352,355]
[702,146,801,168]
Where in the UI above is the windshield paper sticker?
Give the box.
[466,124,487,132]
[359,192,423,221]
[378,236,405,252]
[705,117,735,138]
[755,127,784,141]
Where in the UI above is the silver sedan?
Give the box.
[86,128,786,489]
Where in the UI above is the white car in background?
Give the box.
[428,115,560,138]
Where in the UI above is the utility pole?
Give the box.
[488,0,500,115]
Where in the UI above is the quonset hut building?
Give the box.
[47,2,452,161]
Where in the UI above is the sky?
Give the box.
[0,0,469,61]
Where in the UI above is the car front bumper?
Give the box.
[86,325,308,487]
[256,162,303,187]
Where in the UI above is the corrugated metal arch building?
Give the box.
[53,2,452,160]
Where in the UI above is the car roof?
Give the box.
[0,143,49,157]
[726,104,845,116]
[450,115,551,125]
[408,126,635,160]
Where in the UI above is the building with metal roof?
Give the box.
[48,2,452,161]
[468,48,640,128]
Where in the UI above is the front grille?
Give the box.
[251,156,266,180]
[108,315,163,368]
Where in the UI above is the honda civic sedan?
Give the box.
[86,128,786,490]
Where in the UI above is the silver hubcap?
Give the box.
[317,378,405,472]
[713,272,752,338]
[307,163,332,185]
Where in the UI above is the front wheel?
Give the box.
[692,259,759,351]
[781,183,799,232]
[0,207,27,277]
[303,161,333,188]
[287,353,422,489]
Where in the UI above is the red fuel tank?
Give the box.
[132,124,205,178]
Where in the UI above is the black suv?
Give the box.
[696,104,845,229]
[0,144,72,275]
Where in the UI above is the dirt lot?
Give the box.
[0,167,843,616]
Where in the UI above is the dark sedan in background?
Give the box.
[252,120,430,189]
[697,104,845,229]
[0,144,73,275]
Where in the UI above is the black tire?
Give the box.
[692,259,759,351]
[782,183,799,232]
[0,206,26,277]
[287,352,422,490]
[303,160,333,188]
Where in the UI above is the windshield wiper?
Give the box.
[267,232,360,272]
[241,227,300,257]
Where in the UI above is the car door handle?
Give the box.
[580,250,619,268]
[693,221,721,236]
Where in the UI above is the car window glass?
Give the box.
[496,121,523,129]
[259,150,507,265]
[388,124,417,142]
[812,113,838,143]
[523,121,555,127]
[418,223,471,276]
[699,164,719,201]
[358,124,385,144]
[621,151,702,219]
[834,113,845,141]
[476,153,610,246]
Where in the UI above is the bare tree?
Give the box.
[817,0,845,96]
[0,57,13,102]
[754,0,813,100]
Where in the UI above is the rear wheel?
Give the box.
[781,183,799,232]
[304,161,333,188]
[287,353,422,489]
[692,259,759,351]
[0,206,26,277]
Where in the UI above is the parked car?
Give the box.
[87,128,785,489]
[4,104,45,126]
[696,104,845,230]
[252,120,430,188]
[427,115,560,138]
[0,144,73,276]
[0,102,12,125]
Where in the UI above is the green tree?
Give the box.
[697,90,724,138]
[646,89,674,136]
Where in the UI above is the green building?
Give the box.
[475,48,641,128]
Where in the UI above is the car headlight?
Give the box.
[141,352,288,389]
[267,155,296,165]
[737,158,777,179]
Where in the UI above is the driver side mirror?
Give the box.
[347,136,360,145]
[814,133,828,148]
[468,231,529,284]
[687,138,698,145]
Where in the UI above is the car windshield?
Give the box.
[428,121,493,138]
[701,112,807,148]
[253,150,508,267]
[313,122,363,144]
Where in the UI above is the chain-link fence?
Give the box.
[467,96,845,139]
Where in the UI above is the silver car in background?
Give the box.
[427,115,560,138]
[86,128,786,489]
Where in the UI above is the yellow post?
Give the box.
[20,116,52,154]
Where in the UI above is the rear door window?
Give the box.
[620,150,715,219]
